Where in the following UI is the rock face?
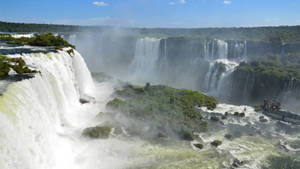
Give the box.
[71,33,300,105]
[262,99,300,125]
[230,67,300,105]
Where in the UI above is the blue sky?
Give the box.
[0,0,299,28]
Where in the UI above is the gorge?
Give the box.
[69,31,300,111]
[0,27,300,169]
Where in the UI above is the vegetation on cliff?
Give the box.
[0,33,75,48]
[106,83,217,140]
[82,125,112,139]
[0,54,38,77]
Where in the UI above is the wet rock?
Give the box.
[232,158,245,168]
[211,116,220,122]
[224,133,232,140]
[259,116,268,122]
[79,95,95,104]
[79,98,89,104]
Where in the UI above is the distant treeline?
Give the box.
[0,21,84,33]
[1,21,300,42]
[136,26,300,42]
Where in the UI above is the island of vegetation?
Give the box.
[0,54,38,77]
[105,83,217,140]
[0,33,75,49]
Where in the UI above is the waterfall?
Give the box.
[204,39,228,60]
[203,39,246,97]
[216,40,228,59]
[0,49,99,169]
[278,79,300,113]
[130,37,161,83]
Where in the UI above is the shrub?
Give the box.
[0,33,75,49]
[181,130,196,141]
[221,115,227,119]
[239,112,246,117]
[82,126,112,139]
[0,54,37,77]
[254,105,263,112]
[0,61,10,76]
[106,98,126,110]
[234,112,245,117]
[145,82,150,90]
[193,143,204,149]
[157,131,167,138]
[67,49,74,55]
[211,140,222,147]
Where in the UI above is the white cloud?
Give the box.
[93,1,109,6]
[224,0,232,5]
[179,0,186,4]
[169,0,186,5]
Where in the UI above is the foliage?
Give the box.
[211,140,222,147]
[254,105,263,112]
[106,83,217,139]
[0,21,81,33]
[82,125,112,139]
[233,112,245,117]
[181,130,196,141]
[0,33,75,48]
[67,49,74,55]
[193,143,204,149]
[233,59,300,101]
[0,55,11,76]
[2,21,300,43]
[139,26,300,43]
[0,54,38,77]
[106,98,126,110]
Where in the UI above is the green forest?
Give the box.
[1,21,300,43]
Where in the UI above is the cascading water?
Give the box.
[130,37,161,83]
[203,39,247,97]
[278,79,300,113]
[0,49,129,169]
